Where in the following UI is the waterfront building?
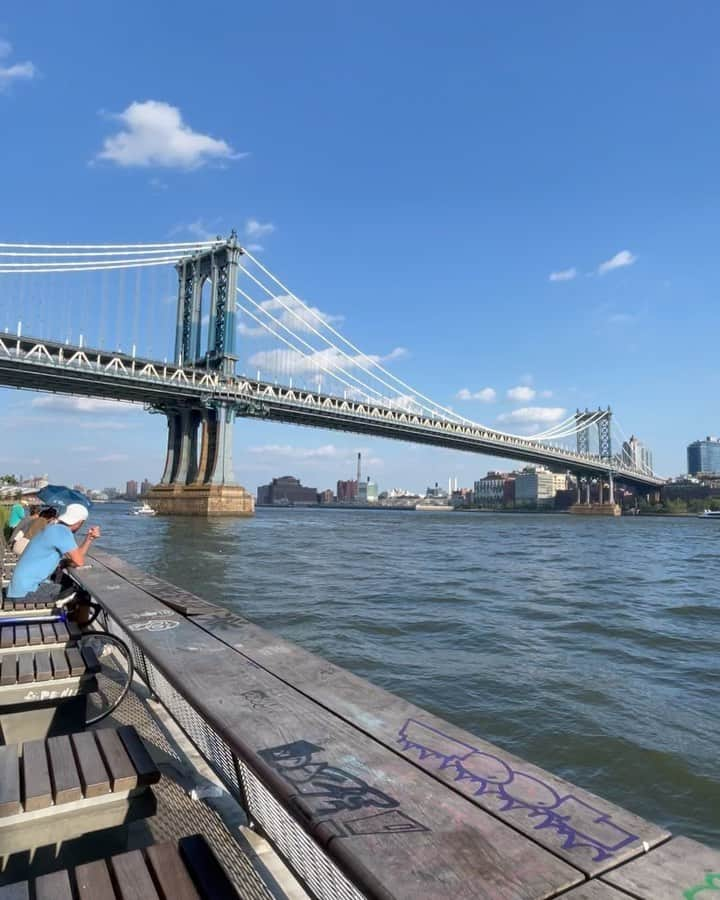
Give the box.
[622,435,654,474]
[257,475,318,505]
[551,473,568,493]
[514,467,556,507]
[357,478,379,503]
[318,489,335,504]
[687,436,720,476]
[140,478,153,496]
[336,479,358,502]
[126,480,138,500]
[473,472,506,507]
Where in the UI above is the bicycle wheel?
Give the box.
[78,630,135,726]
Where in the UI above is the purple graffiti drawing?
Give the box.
[397,719,638,862]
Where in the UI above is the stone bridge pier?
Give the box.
[147,402,254,516]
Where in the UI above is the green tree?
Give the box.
[0,474,18,485]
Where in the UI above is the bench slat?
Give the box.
[40,623,56,644]
[35,870,73,900]
[65,646,86,676]
[27,624,42,646]
[95,728,138,791]
[50,649,70,679]
[75,859,116,900]
[179,834,240,900]
[0,653,16,685]
[53,621,68,643]
[17,653,33,684]
[0,883,29,900]
[34,651,52,682]
[22,739,53,811]
[14,626,27,648]
[118,725,160,786]
[146,843,201,900]
[47,735,82,804]
[0,745,20,817]
[110,849,161,900]
[0,626,12,649]
[71,732,111,798]
[80,644,101,674]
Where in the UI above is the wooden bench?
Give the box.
[0,644,99,708]
[0,596,59,618]
[0,834,241,899]
[0,620,79,654]
[0,725,159,857]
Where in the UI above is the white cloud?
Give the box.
[96,100,244,169]
[456,387,496,402]
[497,406,567,424]
[0,41,36,92]
[245,219,274,239]
[597,250,637,275]
[71,446,97,453]
[80,421,133,431]
[539,389,553,398]
[248,346,406,377]
[98,453,129,463]
[31,396,134,414]
[549,267,576,282]
[170,218,222,242]
[239,294,344,337]
[507,385,536,402]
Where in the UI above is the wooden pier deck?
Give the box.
[64,549,718,900]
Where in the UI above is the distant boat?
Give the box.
[697,509,720,519]
[130,502,157,517]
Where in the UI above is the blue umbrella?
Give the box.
[37,484,92,512]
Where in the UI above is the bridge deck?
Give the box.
[63,551,714,899]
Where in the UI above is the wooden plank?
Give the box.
[0,626,12,649]
[34,870,73,900]
[71,731,111,798]
[110,849,161,900]
[17,653,33,684]
[603,835,720,898]
[562,883,633,898]
[47,735,82,804]
[195,607,670,877]
[34,651,52,682]
[53,621,71,643]
[118,725,160,786]
[0,653,16,685]
[95,728,138,792]
[75,859,116,900]
[13,626,27,648]
[27,624,42,646]
[40,623,56,644]
[50,648,70,679]
[178,835,238,900]
[0,883,29,900]
[0,745,20,817]
[70,563,583,900]
[146,842,201,900]
[80,643,100,674]
[65,646,86,675]
[21,739,53,811]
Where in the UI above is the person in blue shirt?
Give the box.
[6,503,101,600]
[7,501,25,529]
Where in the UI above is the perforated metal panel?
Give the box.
[108,620,366,900]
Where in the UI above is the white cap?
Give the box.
[58,503,89,526]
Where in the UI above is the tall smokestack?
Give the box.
[357,452,362,484]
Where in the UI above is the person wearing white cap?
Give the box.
[5,503,101,601]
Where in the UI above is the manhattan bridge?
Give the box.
[0,235,662,514]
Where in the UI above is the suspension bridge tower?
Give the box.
[148,234,254,516]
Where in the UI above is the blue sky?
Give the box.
[1,2,718,493]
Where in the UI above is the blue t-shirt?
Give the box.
[7,523,76,598]
[8,503,24,528]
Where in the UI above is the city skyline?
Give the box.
[2,4,719,487]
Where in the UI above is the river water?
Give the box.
[92,504,719,847]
